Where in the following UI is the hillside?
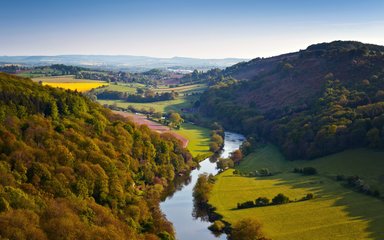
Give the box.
[199,41,384,159]
[0,73,195,239]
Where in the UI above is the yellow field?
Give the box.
[42,82,107,92]
[209,145,384,240]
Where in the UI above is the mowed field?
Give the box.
[209,145,384,240]
[32,75,108,92]
[98,95,198,113]
[174,123,211,157]
[98,83,206,94]
[96,83,206,113]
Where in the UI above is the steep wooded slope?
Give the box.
[0,73,193,240]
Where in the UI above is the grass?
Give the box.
[155,83,207,93]
[94,82,146,93]
[96,83,205,113]
[209,145,384,240]
[31,75,108,92]
[98,95,198,113]
[174,123,211,157]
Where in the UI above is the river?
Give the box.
[160,132,245,240]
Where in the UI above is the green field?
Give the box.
[175,123,211,157]
[98,95,199,113]
[96,82,206,113]
[93,82,146,93]
[95,83,206,94]
[209,145,384,240]
[155,83,207,94]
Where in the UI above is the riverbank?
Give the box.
[209,144,384,240]
[161,132,245,240]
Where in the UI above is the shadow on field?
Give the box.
[239,172,384,239]
[163,95,197,113]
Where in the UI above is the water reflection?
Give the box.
[160,132,245,240]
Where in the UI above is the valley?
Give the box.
[1,41,384,240]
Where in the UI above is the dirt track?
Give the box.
[112,111,189,148]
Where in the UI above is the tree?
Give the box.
[217,158,234,170]
[144,89,155,98]
[367,128,381,148]
[272,193,289,205]
[255,197,270,206]
[193,174,213,205]
[209,142,220,153]
[231,218,267,240]
[230,150,243,165]
[168,112,183,129]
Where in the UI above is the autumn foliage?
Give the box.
[0,73,195,239]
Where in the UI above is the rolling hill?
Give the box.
[199,41,384,159]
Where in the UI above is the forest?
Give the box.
[0,73,196,240]
[199,41,384,159]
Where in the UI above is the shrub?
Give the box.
[237,201,255,209]
[255,197,270,206]
[302,167,317,175]
[272,193,289,205]
[231,218,267,240]
[209,220,226,232]
[301,193,314,201]
[293,167,317,175]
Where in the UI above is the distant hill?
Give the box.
[0,73,194,239]
[0,55,247,72]
[199,41,384,159]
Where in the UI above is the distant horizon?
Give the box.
[1,39,382,60]
[0,53,248,60]
[1,0,383,58]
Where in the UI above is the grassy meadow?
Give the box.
[175,123,211,157]
[33,75,108,92]
[209,145,384,240]
[96,82,206,113]
[98,95,199,113]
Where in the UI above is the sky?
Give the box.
[1,0,384,58]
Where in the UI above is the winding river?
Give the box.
[160,132,245,240]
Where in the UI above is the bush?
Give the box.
[302,167,317,175]
[272,193,289,205]
[217,158,234,171]
[231,218,267,240]
[209,220,226,232]
[293,167,317,175]
[301,193,314,201]
[255,197,270,206]
[237,201,255,209]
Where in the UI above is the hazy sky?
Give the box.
[1,0,384,58]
